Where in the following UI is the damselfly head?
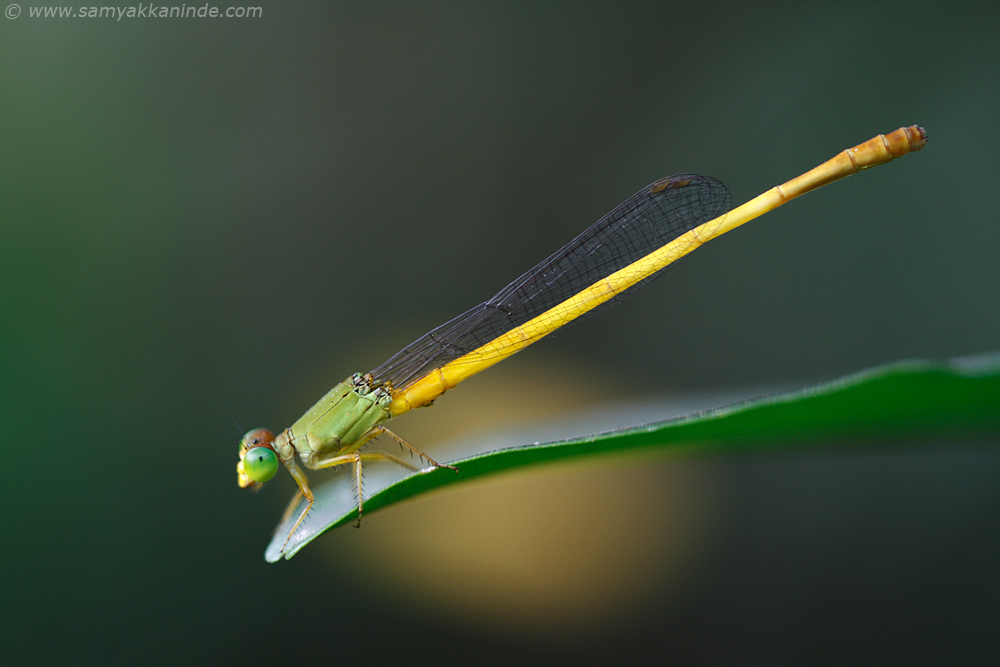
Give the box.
[237,428,278,489]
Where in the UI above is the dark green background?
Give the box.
[2,2,998,664]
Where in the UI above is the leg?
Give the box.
[312,449,429,527]
[278,457,316,554]
[282,427,458,541]
[277,427,412,547]
[277,488,303,530]
[370,426,459,472]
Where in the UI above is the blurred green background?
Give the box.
[2,1,998,664]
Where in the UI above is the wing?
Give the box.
[370,174,730,390]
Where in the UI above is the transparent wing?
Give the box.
[370,174,730,389]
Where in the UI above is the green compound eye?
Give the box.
[243,447,278,483]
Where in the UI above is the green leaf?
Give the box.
[266,351,1000,561]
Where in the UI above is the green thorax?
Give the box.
[289,373,392,466]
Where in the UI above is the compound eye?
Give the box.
[243,447,279,483]
[240,428,274,450]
